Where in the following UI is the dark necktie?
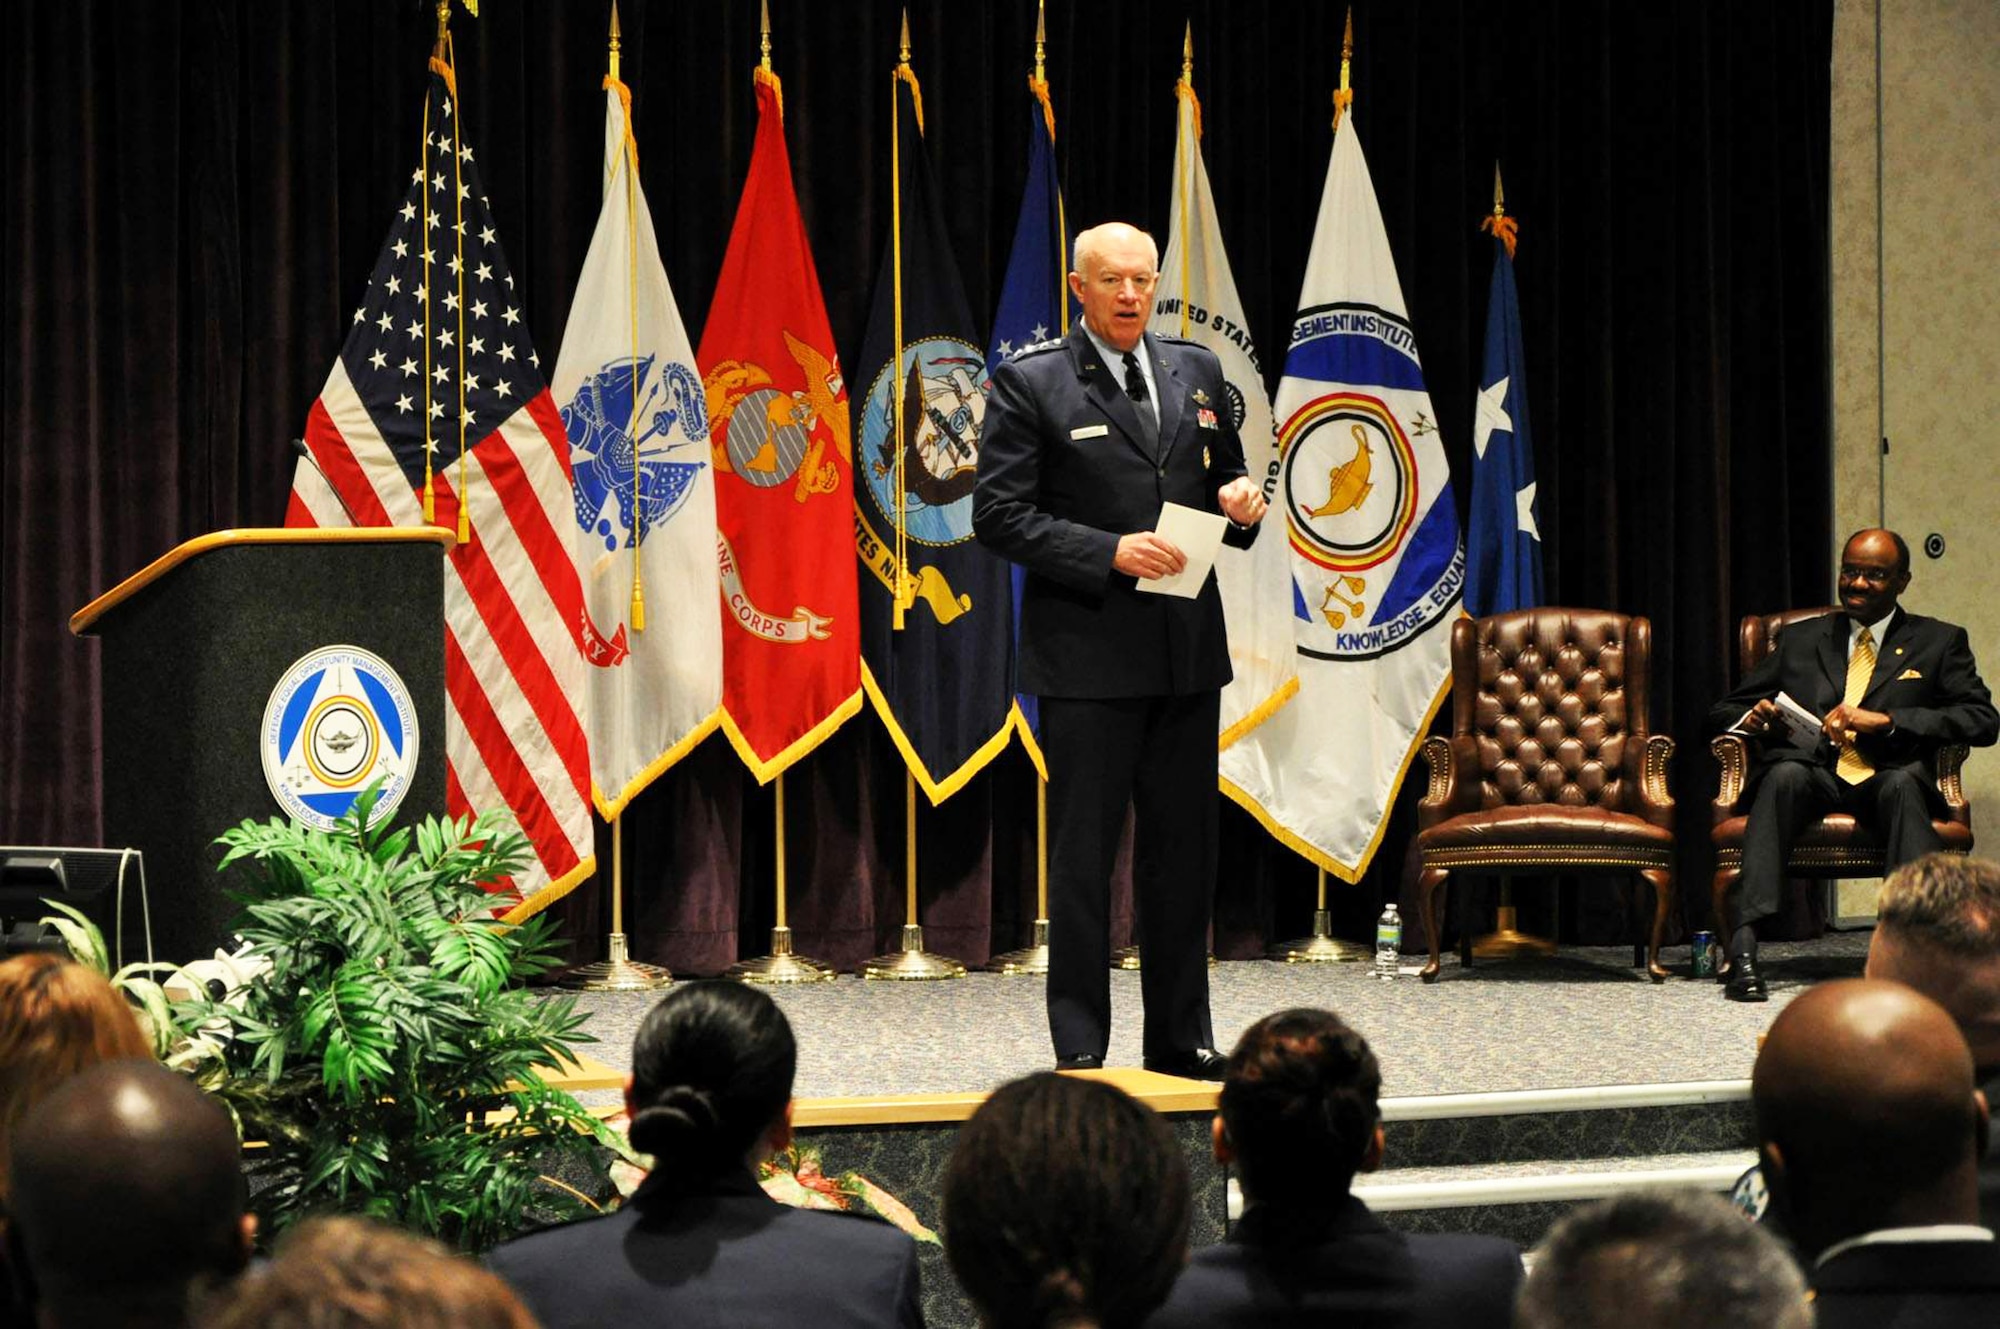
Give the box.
[1122,350,1159,453]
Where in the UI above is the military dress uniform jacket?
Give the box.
[974,325,1257,700]
[1707,608,1998,796]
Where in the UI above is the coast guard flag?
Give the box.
[553,77,722,819]
[1219,112,1465,878]
[984,78,1075,780]
[854,64,1013,803]
[1466,224,1543,615]
[285,66,595,914]
[1150,72,1298,750]
[698,65,862,784]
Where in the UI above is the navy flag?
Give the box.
[852,58,1013,802]
[1466,197,1544,615]
[982,76,1074,781]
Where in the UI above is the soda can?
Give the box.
[1691,930,1716,978]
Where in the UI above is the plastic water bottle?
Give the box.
[1374,903,1402,981]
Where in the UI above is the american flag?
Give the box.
[286,68,595,913]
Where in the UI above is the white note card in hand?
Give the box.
[1137,502,1228,599]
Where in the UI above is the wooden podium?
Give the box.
[71,529,452,963]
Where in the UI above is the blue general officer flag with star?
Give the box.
[1466,230,1544,615]
[984,80,1075,780]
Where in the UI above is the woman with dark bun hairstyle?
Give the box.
[487,982,922,1328]
[942,1071,1190,1329]
[1148,1007,1521,1328]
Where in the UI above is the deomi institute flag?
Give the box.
[1151,67,1298,751]
[1220,111,1465,878]
[853,60,1012,803]
[698,64,862,783]
[285,61,594,917]
[553,75,722,819]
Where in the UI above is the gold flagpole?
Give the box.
[1268,7,1370,965]
[725,1,837,987]
[865,771,966,980]
[559,1,673,993]
[991,0,1056,977]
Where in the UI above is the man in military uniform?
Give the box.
[974,221,1267,1079]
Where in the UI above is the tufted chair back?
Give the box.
[1738,606,1837,678]
[1452,608,1652,816]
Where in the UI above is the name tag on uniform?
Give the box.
[1070,424,1109,440]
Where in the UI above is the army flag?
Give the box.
[698,66,862,783]
[552,77,721,819]
[1150,67,1298,750]
[284,64,595,914]
[854,62,1013,803]
[1219,112,1465,878]
[983,75,1074,780]
[1466,208,1544,615]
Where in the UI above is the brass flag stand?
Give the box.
[1269,865,1370,963]
[560,818,673,990]
[989,779,1050,974]
[864,772,967,980]
[727,773,838,983]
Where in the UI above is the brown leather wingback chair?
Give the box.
[1415,609,1676,983]
[1709,607,1974,944]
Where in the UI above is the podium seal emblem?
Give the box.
[260,645,419,830]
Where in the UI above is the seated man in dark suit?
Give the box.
[1710,527,1997,1001]
[1146,1008,1520,1328]
[1517,1190,1810,1329]
[1867,853,2000,1230]
[1754,978,2000,1327]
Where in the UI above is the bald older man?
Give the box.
[1710,527,1997,1001]
[6,1060,253,1327]
[975,221,1266,1079]
[1867,853,2000,1229]
[1753,978,2000,1326]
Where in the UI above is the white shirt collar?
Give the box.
[1849,608,1896,655]
[1815,1223,1995,1268]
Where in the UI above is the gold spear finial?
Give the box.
[899,7,911,67]
[1333,6,1354,129]
[1034,0,1046,83]
[1182,21,1194,82]
[608,1,621,81]
[1493,162,1506,217]
[760,0,772,72]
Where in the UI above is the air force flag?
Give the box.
[1220,113,1464,878]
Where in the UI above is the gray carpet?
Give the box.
[548,932,1871,1101]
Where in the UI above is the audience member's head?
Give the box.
[0,951,153,1205]
[1214,1007,1383,1209]
[6,1059,250,1325]
[943,1072,1189,1329]
[203,1215,538,1329]
[1752,977,1989,1258]
[624,980,797,1189]
[1867,852,2000,1075]
[1516,1190,1810,1329]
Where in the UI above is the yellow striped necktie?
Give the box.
[1836,626,1876,784]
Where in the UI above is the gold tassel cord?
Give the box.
[447,60,471,546]
[1175,26,1200,340]
[606,73,647,631]
[419,80,440,525]
[888,17,918,629]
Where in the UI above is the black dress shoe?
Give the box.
[1142,1048,1228,1081]
[1724,957,1769,1003]
[1055,1053,1104,1071]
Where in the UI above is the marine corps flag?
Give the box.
[854,51,1013,803]
[285,57,595,916]
[553,75,722,818]
[698,64,862,783]
[1150,48,1298,750]
[983,70,1074,781]
[1219,107,1465,878]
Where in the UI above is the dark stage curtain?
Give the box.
[3,1,1833,972]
